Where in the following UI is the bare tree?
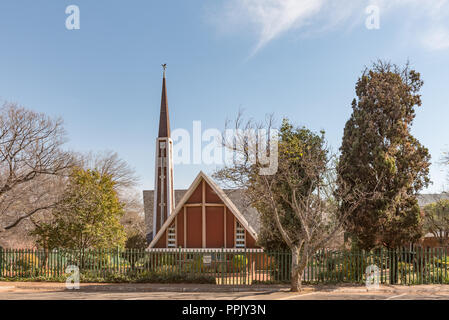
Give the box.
[76,150,139,190]
[0,103,74,235]
[120,189,145,236]
[0,103,142,248]
[214,114,374,292]
[423,200,449,246]
[442,151,449,184]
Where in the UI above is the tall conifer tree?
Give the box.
[337,61,431,250]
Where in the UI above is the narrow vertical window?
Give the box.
[235,221,245,248]
[167,222,176,248]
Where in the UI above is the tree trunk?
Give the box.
[80,249,85,270]
[40,243,49,273]
[290,247,308,292]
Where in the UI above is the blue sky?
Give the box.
[0,0,448,193]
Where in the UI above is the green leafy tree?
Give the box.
[31,168,126,266]
[254,121,330,281]
[337,61,431,252]
[423,200,449,246]
[215,116,366,291]
[256,120,327,252]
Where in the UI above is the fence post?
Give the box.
[437,247,441,284]
[380,248,383,284]
[0,246,3,278]
[428,247,431,284]
[2,247,4,278]
[425,247,428,284]
[48,248,51,278]
[444,247,447,283]
[398,247,402,284]
[20,248,23,278]
[430,247,434,283]
[388,248,394,285]
[244,247,247,285]
[6,249,8,278]
[407,247,410,285]
[418,247,424,284]
[219,248,223,285]
[225,249,228,285]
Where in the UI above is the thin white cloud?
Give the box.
[421,27,449,50]
[212,0,449,54]
[242,0,324,52]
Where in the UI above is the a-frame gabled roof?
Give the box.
[148,171,258,248]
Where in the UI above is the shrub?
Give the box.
[317,270,348,283]
[12,253,39,275]
[0,270,216,284]
[78,270,215,284]
[142,253,176,268]
[338,254,369,282]
[181,255,209,273]
[433,257,449,268]
[428,268,449,284]
[397,262,413,284]
[232,255,248,272]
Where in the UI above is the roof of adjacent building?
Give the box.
[417,193,449,207]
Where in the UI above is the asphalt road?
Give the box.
[279,291,449,300]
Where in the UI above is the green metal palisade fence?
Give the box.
[0,247,448,285]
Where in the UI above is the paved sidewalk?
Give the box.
[2,282,449,299]
[2,281,449,294]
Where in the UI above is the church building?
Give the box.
[143,68,260,249]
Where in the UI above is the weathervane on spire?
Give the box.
[162,64,167,77]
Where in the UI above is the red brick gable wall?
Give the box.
[153,177,259,249]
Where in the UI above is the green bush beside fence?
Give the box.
[1,247,448,285]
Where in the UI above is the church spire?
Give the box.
[158,64,170,138]
[153,64,175,239]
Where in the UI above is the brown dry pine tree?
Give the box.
[337,61,431,253]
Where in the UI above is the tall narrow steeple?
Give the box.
[158,65,170,137]
[153,64,175,239]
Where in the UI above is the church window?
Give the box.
[235,221,245,248]
[167,222,176,248]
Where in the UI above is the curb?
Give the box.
[0,286,15,291]
[0,283,290,293]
